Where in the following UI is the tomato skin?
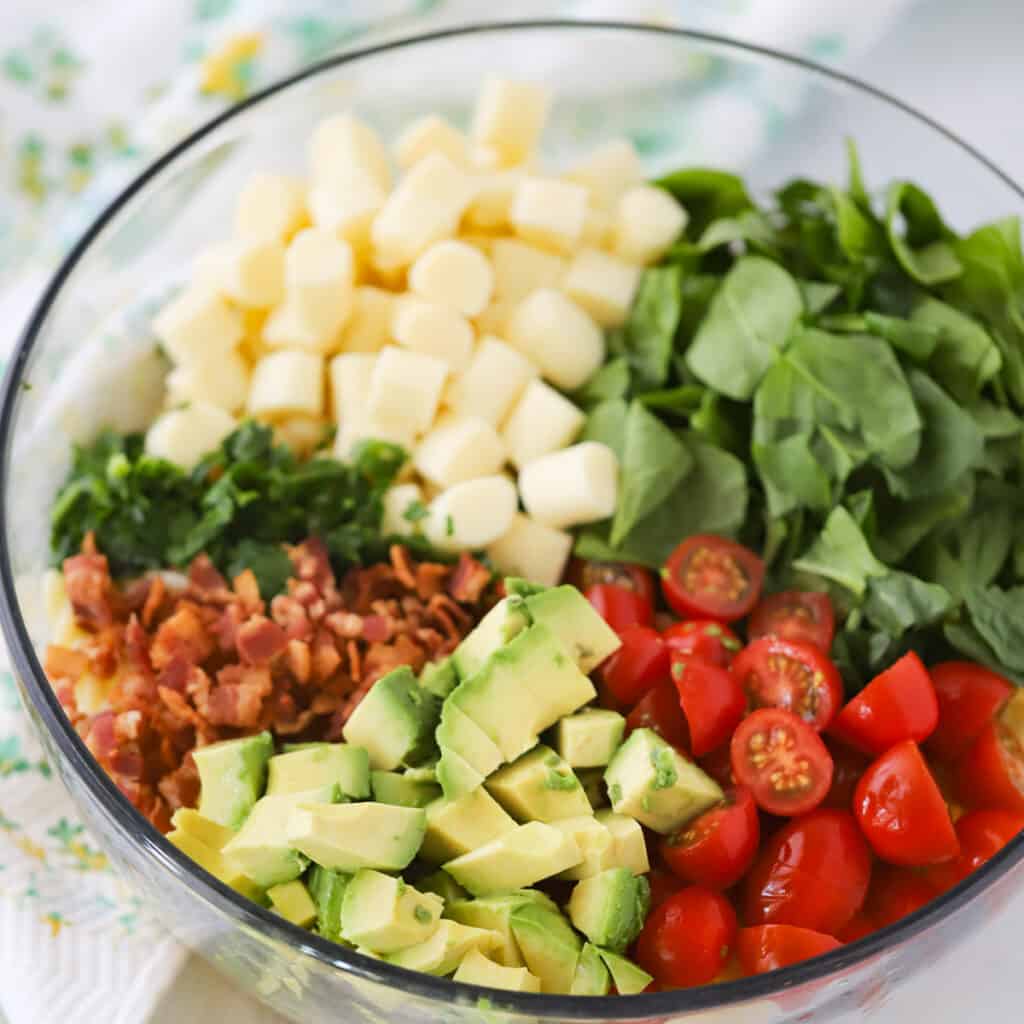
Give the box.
[625,678,691,752]
[956,721,1024,815]
[838,913,875,943]
[647,867,686,910]
[736,925,840,976]
[823,740,871,811]
[748,591,836,651]
[926,662,1013,763]
[661,535,764,623]
[855,741,960,867]
[570,559,657,608]
[731,637,844,732]
[670,655,746,757]
[699,744,736,789]
[662,620,742,668]
[601,626,670,706]
[742,809,872,936]
[660,788,760,890]
[830,652,938,757]
[635,887,737,989]
[731,708,834,816]
[926,808,1024,892]
[865,865,939,928]
[585,583,654,632]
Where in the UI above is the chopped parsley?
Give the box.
[402,499,429,524]
[413,905,432,924]
[445,514,455,537]
[545,768,579,791]
[650,746,678,790]
[609,782,623,805]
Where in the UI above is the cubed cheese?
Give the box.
[329,352,376,425]
[446,335,536,426]
[166,348,250,414]
[413,415,507,489]
[334,414,416,461]
[263,301,342,355]
[613,185,689,265]
[472,299,517,338]
[425,475,518,553]
[247,350,325,419]
[367,346,448,437]
[152,286,243,366]
[501,378,585,468]
[274,416,327,455]
[518,442,619,529]
[309,113,391,191]
[234,173,307,243]
[145,403,236,471]
[339,287,398,354]
[308,167,387,249]
[395,114,469,170]
[464,170,523,231]
[408,241,494,317]
[580,206,613,249]
[471,78,551,165]
[563,248,642,328]
[506,289,604,390]
[510,178,588,254]
[382,483,425,537]
[486,514,573,589]
[565,139,644,209]
[392,297,474,373]
[489,239,565,304]
[194,238,286,308]
[284,228,355,338]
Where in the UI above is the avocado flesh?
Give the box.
[509,903,583,994]
[568,867,650,952]
[193,731,273,830]
[266,743,371,800]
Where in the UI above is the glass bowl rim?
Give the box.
[2,18,1023,1019]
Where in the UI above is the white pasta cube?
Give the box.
[563,248,642,328]
[447,335,536,426]
[285,228,356,338]
[506,289,604,391]
[510,178,588,254]
[502,378,585,469]
[382,483,425,537]
[152,286,243,366]
[166,348,250,414]
[408,240,494,317]
[308,167,387,248]
[464,170,522,231]
[614,185,689,265]
[395,115,469,170]
[274,416,327,455]
[235,174,306,243]
[392,297,474,373]
[145,403,237,471]
[367,345,448,437]
[472,78,551,165]
[414,415,507,489]
[262,300,343,355]
[565,139,644,209]
[328,352,376,425]
[490,239,565,304]
[425,475,518,553]
[472,299,517,338]
[487,514,573,588]
[309,113,391,191]
[338,287,397,354]
[247,350,324,419]
[519,442,619,529]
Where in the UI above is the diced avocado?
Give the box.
[167,828,262,902]
[604,728,723,834]
[420,788,517,864]
[594,810,651,876]
[578,768,609,810]
[452,948,541,992]
[266,743,371,800]
[525,585,621,674]
[170,807,234,851]
[340,869,443,953]
[509,902,583,994]
[446,890,557,967]
[372,770,441,808]
[287,802,426,872]
[552,815,614,880]
[419,658,458,700]
[436,703,504,798]
[556,709,626,768]
[514,623,598,727]
[568,868,650,952]
[388,919,502,976]
[596,948,653,995]
[307,866,351,943]
[343,667,440,770]
[442,821,582,896]
[451,596,531,681]
[504,577,548,599]
[193,731,273,830]
[435,748,485,799]
[485,745,592,822]
[268,879,318,928]
[571,943,612,995]
[416,868,468,904]
[404,763,438,783]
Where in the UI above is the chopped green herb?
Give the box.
[545,768,579,791]
[402,499,428,524]
[445,514,455,538]
[650,747,678,790]
[413,905,432,924]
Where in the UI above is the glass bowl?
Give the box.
[2,20,1023,1024]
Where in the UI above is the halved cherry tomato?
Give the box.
[635,887,737,989]
[647,867,686,911]
[830,652,938,757]
[699,744,736,789]
[601,625,669,706]
[585,583,654,632]
[838,913,876,943]
[731,708,834,816]
[661,534,764,623]
[865,865,939,928]
[662,620,742,668]
[926,662,1013,763]
[731,637,843,732]
[660,788,760,890]
[855,741,959,866]
[748,591,836,651]
[742,809,871,936]
[570,559,657,609]
[823,740,871,811]
[736,925,840,976]
[956,721,1024,815]
[625,678,690,752]
[926,808,1024,892]
[671,654,746,757]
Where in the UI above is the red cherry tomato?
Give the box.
[625,678,690,752]
[699,744,736,789]
[865,865,939,928]
[670,654,746,757]
[926,808,1024,892]
[742,809,872,936]
[823,740,871,811]
[731,708,834,816]
[838,913,875,943]
[956,721,1024,814]
[662,620,742,668]
[585,583,654,632]
[926,662,1013,763]
[661,534,764,623]
[855,741,959,866]
[829,652,938,757]
[601,625,670,706]
[748,591,836,651]
[570,559,657,608]
[635,887,737,989]
[736,925,840,976]
[731,637,844,732]
[660,788,760,890]
[647,867,686,910]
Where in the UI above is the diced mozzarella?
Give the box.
[510,177,588,254]
[487,514,573,588]
[382,483,425,537]
[394,114,469,170]
[425,475,518,553]
[262,301,342,355]
[247,350,325,419]
[447,335,536,426]
[501,378,585,468]
[563,248,642,328]
[518,442,619,529]
[464,170,523,231]
[308,167,387,249]
[145,403,237,471]
[338,287,397,354]
[613,185,689,265]
[152,286,243,366]
[274,416,327,455]
[580,206,613,249]
[489,238,565,304]
[334,414,416,461]
[309,113,391,191]
[471,78,551,166]
[234,173,307,243]
[472,299,517,338]
[328,352,376,425]
[284,228,356,338]
[414,415,507,489]
[565,139,644,209]
[506,289,604,390]
[392,296,474,373]
[195,238,286,308]
[367,345,448,437]
[408,241,494,317]
[166,348,250,414]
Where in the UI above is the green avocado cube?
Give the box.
[193,731,273,830]
[596,948,653,995]
[419,658,458,699]
[509,903,583,994]
[568,868,650,952]
[420,787,517,864]
[340,870,443,953]
[594,811,651,876]
[525,585,621,673]
[452,948,541,992]
[451,596,531,682]
[371,770,441,808]
[170,807,235,851]
[571,943,612,995]
[551,815,614,880]
[266,743,371,800]
[388,919,502,976]
[415,868,468,904]
[268,879,318,928]
[485,745,592,823]
[307,866,351,942]
[167,828,262,902]
[445,890,557,967]
[435,703,504,799]
[556,709,626,768]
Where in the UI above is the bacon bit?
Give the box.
[110,748,145,780]
[312,629,342,683]
[85,628,121,678]
[158,655,191,695]
[390,544,417,589]
[205,665,273,728]
[158,757,200,812]
[415,562,449,601]
[448,552,493,604]
[236,616,288,665]
[212,602,245,654]
[361,614,393,645]
[325,611,363,639]
[233,569,263,614]
[44,645,90,680]
[271,594,313,642]
[345,639,362,683]
[114,710,144,743]
[188,555,228,594]
[286,640,312,684]
[150,604,214,671]
[82,531,98,556]
[85,710,117,761]
[141,575,167,628]
[64,552,119,628]
[123,617,152,671]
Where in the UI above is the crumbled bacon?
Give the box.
[236,616,288,665]
[448,552,493,604]
[64,548,119,628]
